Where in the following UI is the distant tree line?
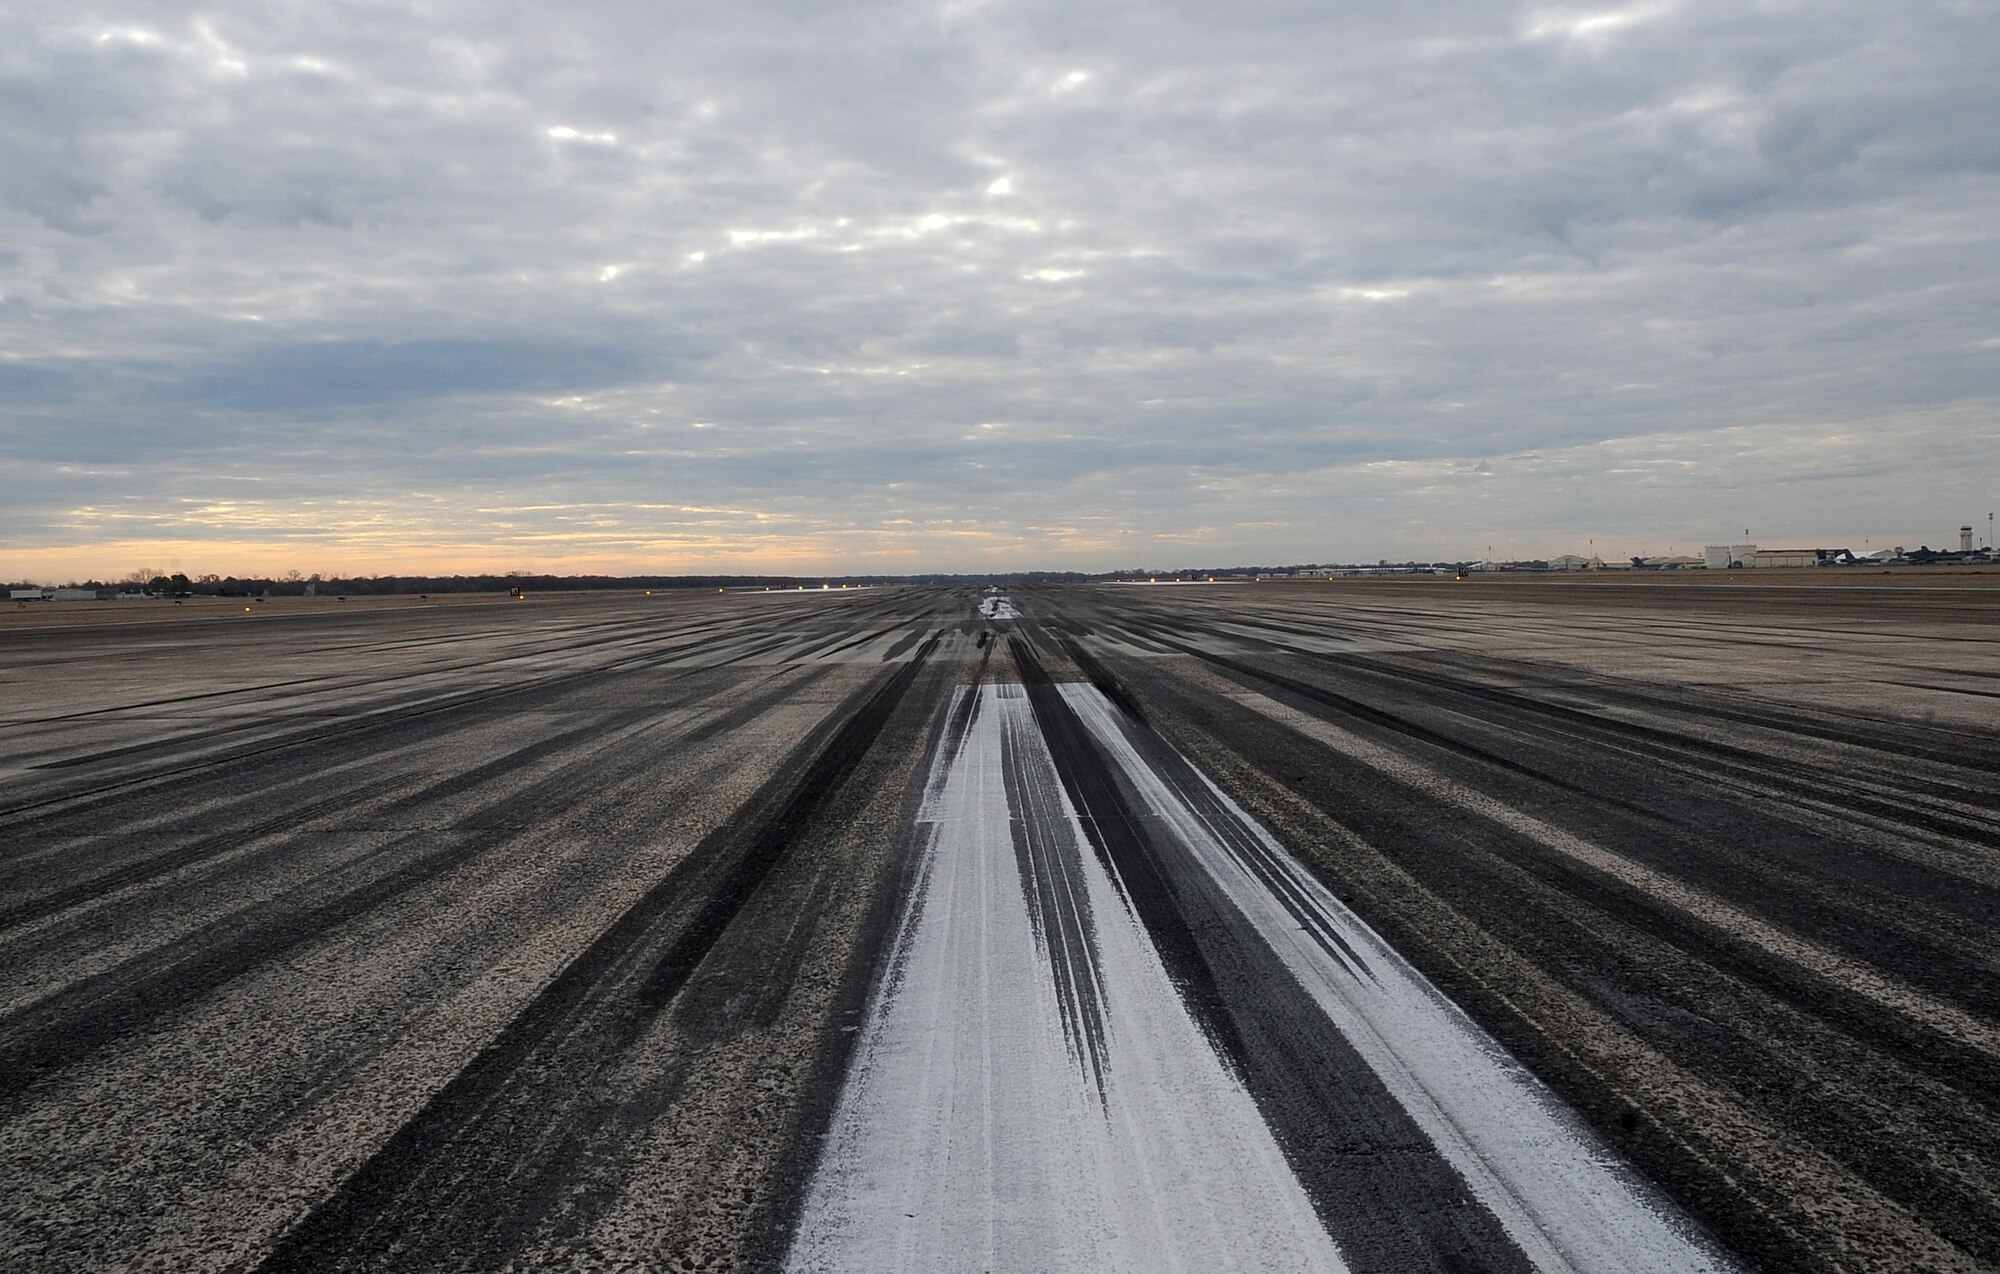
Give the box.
[11,570,1105,597]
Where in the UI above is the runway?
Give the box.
[1,578,1994,1271]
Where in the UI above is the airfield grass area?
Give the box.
[2,579,1997,1272]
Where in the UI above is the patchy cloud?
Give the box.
[3,0,1996,577]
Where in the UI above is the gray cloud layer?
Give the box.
[3,0,1996,574]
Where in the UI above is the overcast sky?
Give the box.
[5,0,1997,578]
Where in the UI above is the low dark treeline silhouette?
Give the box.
[13,571,1106,597]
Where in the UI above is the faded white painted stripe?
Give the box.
[1213,682,2000,1062]
[1062,683,1730,1274]
[789,685,1346,1274]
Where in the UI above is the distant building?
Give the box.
[1962,526,1976,552]
[1548,554,1593,571]
[1748,549,1854,568]
[1703,544,1757,570]
[1748,550,1817,568]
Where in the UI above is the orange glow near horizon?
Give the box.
[10,495,1148,582]
[2,527,1137,584]
[4,543,874,583]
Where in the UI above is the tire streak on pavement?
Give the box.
[256,634,939,1271]
[789,683,1348,1273]
[1061,681,1728,1274]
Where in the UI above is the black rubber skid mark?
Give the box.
[1052,629,1147,724]
[0,619,763,822]
[1009,637,1251,1066]
[1172,636,2000,1086]
[1006,635,1536,1274]
[256,632,941,1273]
[636,637,942,1013]
[1048,628,1373,975]
[0,670,836,1111]
[927,673,988,805]
[999,706,1114,1105]
[742,637,992,1271]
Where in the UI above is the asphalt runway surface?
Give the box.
[2,579,1995,1272]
